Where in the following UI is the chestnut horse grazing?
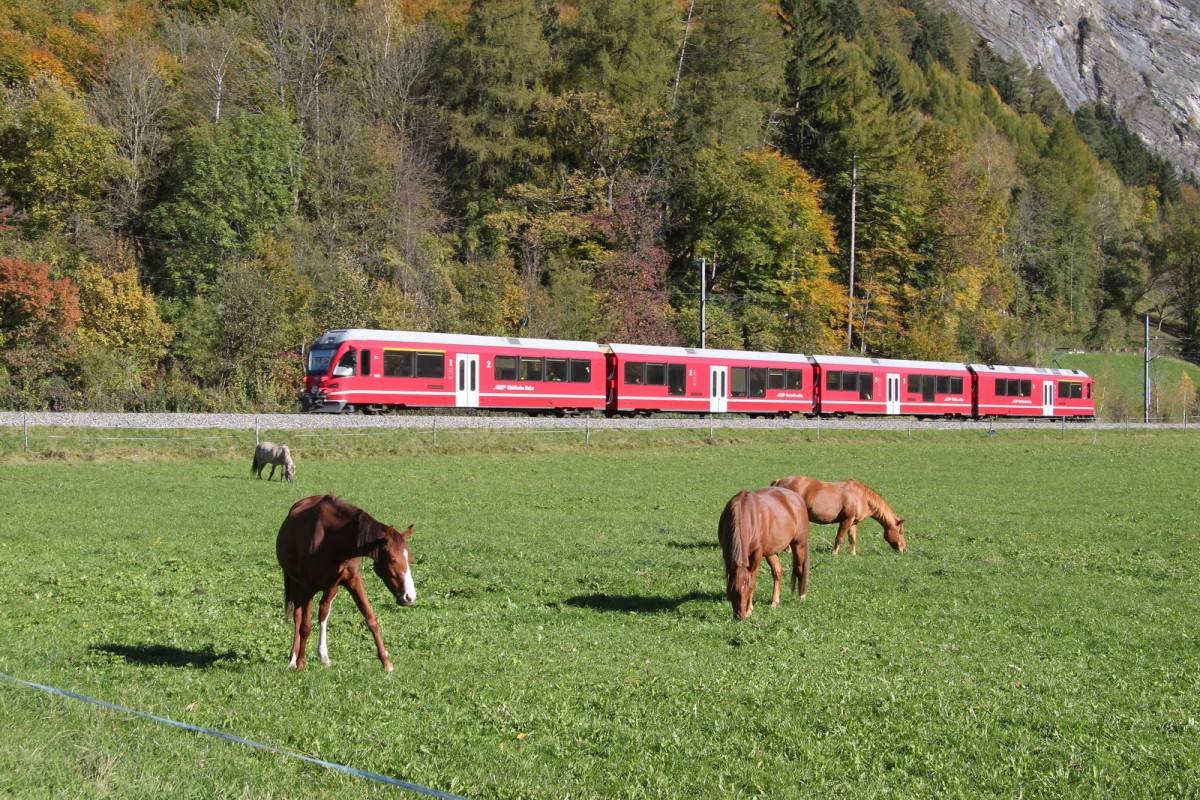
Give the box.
[770,476,906,556]
[718,486,811,620]
[275,495,415,672]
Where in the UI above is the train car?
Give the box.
[810,354,974,418]
[301,329,606,414]
[604,343,815,417]
[968,364,1095,419]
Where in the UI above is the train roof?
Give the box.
[604,342,812,365]
[809,354,971,372]
[311,329,604,354]
[967,363,1091,378]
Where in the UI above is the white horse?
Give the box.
[253,442,295,483]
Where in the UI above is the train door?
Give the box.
[886,373,901,415]
[710,366,728,413]
[456,353,480,407]
[1042,379,1054,417]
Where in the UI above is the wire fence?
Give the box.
[2,410,1196,460]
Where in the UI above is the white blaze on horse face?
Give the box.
[400,549,416,605]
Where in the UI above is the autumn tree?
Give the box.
[673,147,845,352]
[592,178,679,345]
[1157,184,1200,353]
[0,80,125,236]
[0,255,80,408]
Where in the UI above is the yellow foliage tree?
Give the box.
[75,262,173,366]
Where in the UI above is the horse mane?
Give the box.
[856,482,898,525]
[354,505,387,552]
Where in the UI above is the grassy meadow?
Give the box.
[1,425,1198,798]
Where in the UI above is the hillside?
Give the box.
[1,0,1199,412]
[943,0,1200,176]
[1053,353,1200,420]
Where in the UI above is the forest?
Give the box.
[1,0,1198,412]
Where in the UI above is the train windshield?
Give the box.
[307,344,338,375]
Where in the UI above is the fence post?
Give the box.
[23,413,28,452]
[255,418,260,445]
[432,416,438,446]
[585,417,591,445]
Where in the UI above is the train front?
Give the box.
[300,333,352,412]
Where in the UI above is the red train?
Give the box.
[300,329,1095,420]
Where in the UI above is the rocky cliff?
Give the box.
[942,0,1200,176]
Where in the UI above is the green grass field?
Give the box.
[1,427,1198,798]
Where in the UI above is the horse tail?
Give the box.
[283,574,295,620]
[252,450,259,475]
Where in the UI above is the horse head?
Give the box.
[726,562,756,620]
[372,525,416,605]
[885,519,907,552]
[284,460,296,483]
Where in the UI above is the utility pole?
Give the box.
[699,256,707,349]
[1144,314,1151,424]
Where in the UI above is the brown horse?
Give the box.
[718,486,811,620]
[275,495,416,672]
[770,476,906,556]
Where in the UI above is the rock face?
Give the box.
[943,0,1200,176]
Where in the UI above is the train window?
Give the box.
[936,375,963,395]
[495,356,518,381]
[909,374,934,402]
[625,362,645,384]
[360,349,371,376]
[1058,380,1083,399]
[857,373,872,400]
[334,348,357,377]
[383,350,413,377]
[569,359,592,383]
[308,346,336,375]
[748,368,766,398]
[645,363,666,386]
[546,358,568,382]
[996,378,1032,397]
[767,369,804,391]
[668,363,686,396]
[520,357,544,381]
[731,367,748,397]
[415,352,444,378]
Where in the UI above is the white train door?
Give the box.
[886,373,901,415]
[710,366,728,413]
[456,354,480,407]
[1042,379,1055,417]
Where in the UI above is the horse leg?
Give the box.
[316,586,340,666]
[343,574,394,672]
[267,463,277,481]
[848,521,859,556]
[290,596,315,670]
[832,519,854,555]
[791,542,810,599]
[766,553,783,608]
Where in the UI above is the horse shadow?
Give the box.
[667,540,717,551]
[92,643,243,669]
[562,590,722,614]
